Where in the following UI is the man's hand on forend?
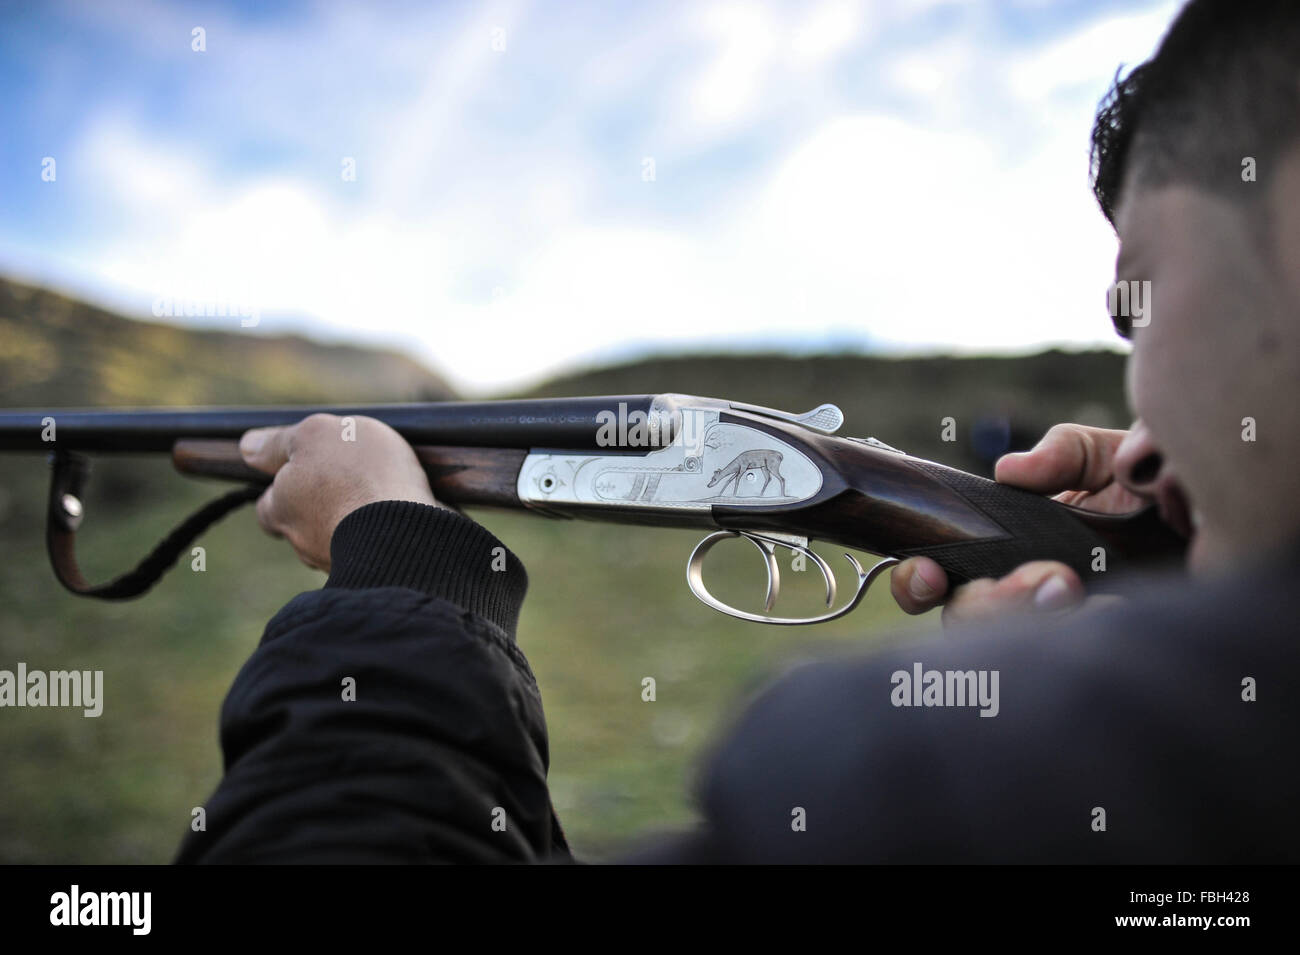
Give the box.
[239,414,441,571]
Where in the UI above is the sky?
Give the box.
[0,0,1181,395]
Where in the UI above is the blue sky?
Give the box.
[1,0,1180,394]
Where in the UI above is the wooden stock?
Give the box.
[709,426,1187,586]
[174,430,1186,585]
[172,439,526,508]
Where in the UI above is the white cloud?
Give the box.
[1006,2,1179,105]
[688,2,781,126]
[5,0,1184,396]
[791,1,869,63]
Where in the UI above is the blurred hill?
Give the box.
[0,277,455,407]
[522,350,1130,474]
[0,274,1129,473]
[0,279,1131,863]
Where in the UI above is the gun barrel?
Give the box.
[0,395,664,453]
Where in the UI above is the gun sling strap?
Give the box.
[46,450,262,599]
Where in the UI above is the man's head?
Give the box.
[1090,0,1300,573]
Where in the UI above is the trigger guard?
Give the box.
[685,530,899,626]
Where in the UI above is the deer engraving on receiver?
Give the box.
[707,449,787,498]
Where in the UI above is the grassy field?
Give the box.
[0,280,1131,861]
[0,453,930,862]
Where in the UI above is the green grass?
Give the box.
[0,455,930,862]
[0,280,1131,860]
[0,457,323,862]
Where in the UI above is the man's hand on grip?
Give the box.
[889,424,1145,626]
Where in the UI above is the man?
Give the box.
[177,0,1299,864]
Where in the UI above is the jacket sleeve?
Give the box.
[175,501,571,864]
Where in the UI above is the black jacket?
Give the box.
[175,502,1300,863]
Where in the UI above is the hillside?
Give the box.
[0,277,455,407]
[0,275,1130,476]
[520,350,1130,474]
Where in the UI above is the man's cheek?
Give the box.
[1128,292,1202,424]
[1127,343,1194,471]
[1126,342,1166,430]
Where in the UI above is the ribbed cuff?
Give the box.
[325,501,528,637]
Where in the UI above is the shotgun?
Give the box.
[0,394,1184,624]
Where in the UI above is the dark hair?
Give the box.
[1089,0,1300,227]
